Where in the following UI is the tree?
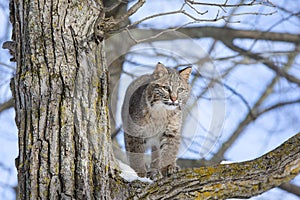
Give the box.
[1,0,300,199]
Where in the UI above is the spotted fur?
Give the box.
[122,62,191,178]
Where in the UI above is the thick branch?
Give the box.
[133,133,300,199]
[279,183,300,197]
[178,26,300,43]
[132,26,300,44]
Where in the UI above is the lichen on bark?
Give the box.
[10,0,122,199]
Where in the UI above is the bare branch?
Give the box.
[121,0,145,19]
[258,99,300,116]
[222,82,254,118]
[0,62,15,71]
[273,2,300,20]
[185,0,274,8]
[127,0,276,28]
[129,4,203,28]
[0,98,14,113]
[279,182,300,197]
[132,26,300,44]
[104,0,123,13]
[128,2,276,28]
[113,0,146,26]
[179,26,300,43]
[222,40,300,86]
[129,10,246,27]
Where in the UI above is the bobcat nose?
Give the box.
[170,95,177,102]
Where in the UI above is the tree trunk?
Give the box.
[10,0,125,199]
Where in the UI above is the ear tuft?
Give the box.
[179,67,192,81]
[153,62,168,78]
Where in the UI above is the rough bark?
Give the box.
[10,0,125,199]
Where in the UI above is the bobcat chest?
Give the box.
[143,104,170,138]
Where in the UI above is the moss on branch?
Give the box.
[130,132,300,199]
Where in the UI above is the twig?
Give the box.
[222,82,254,118]
[0,98,14,113]
[222,40,300,86]
[104,0,123,13]
[113,0,146,26]
[185,0,274,8]
[257,99,300,116]
[0,62,15,71]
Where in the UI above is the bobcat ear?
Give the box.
[179,67,192,81]
[153,62,168,78]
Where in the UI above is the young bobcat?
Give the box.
[122,62,192,178]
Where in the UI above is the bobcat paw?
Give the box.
[137,169,147,178]
[161,165,180,176]
[147,169,163,181]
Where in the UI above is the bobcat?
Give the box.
[121,62,192,178]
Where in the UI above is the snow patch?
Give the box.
[117,160,153,183]
[220,160,234,164]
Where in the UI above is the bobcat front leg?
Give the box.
[160,130,181,176]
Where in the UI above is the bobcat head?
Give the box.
[146,63,192,110]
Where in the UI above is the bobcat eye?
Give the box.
[162,86,170,91]
[177,88,184,93]
[153,84,160,88]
